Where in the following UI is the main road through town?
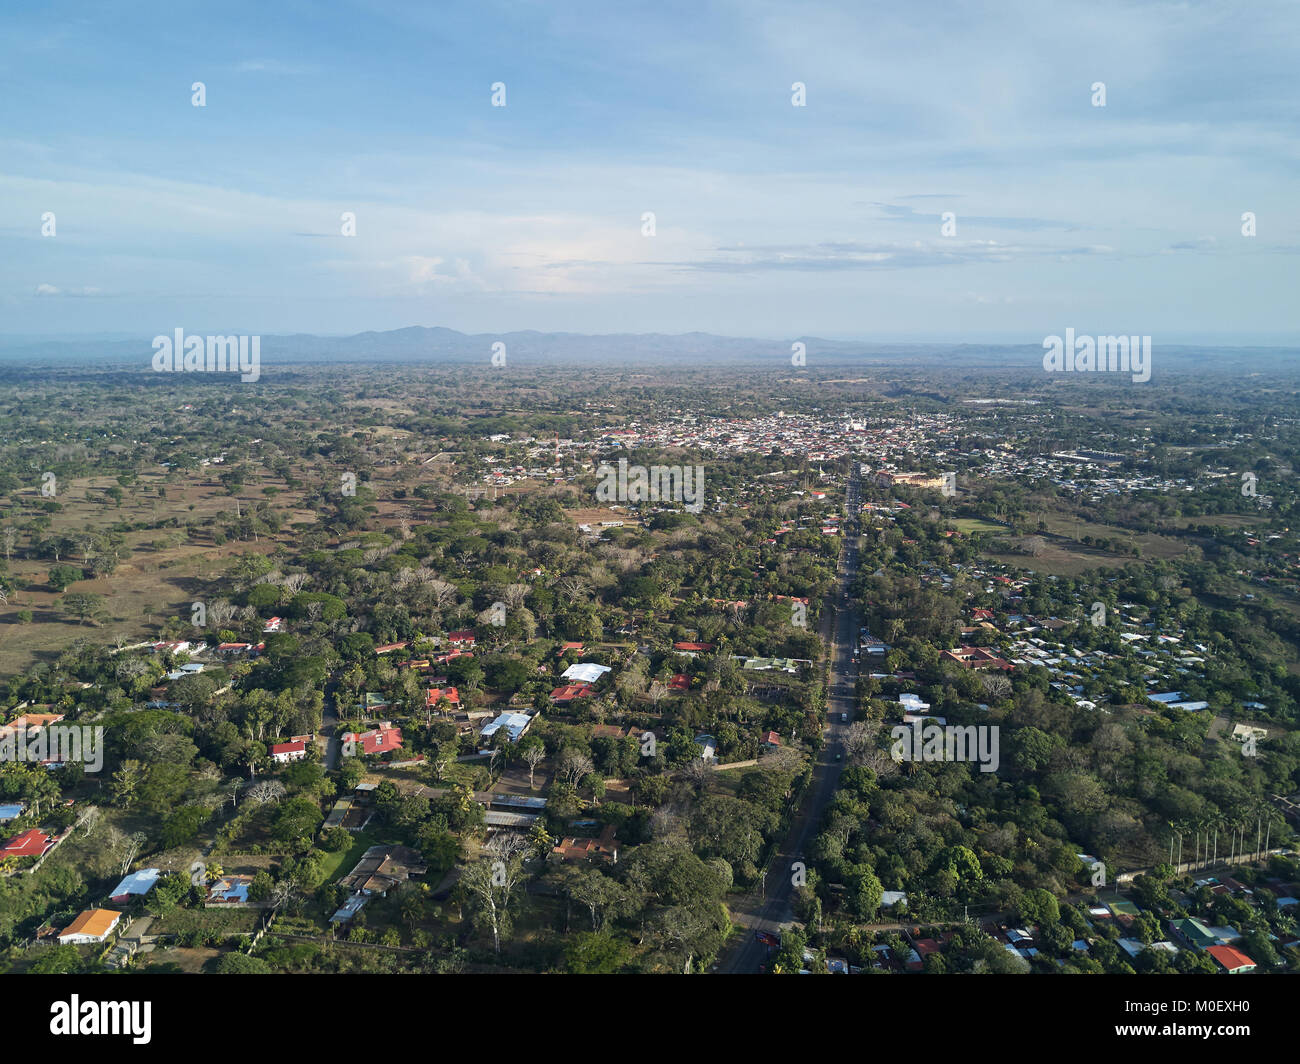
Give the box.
[714,466,863,973]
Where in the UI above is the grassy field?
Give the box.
[0,457,460,673]
[153,906,261,936]
[316,827,381,884]
[979,511,1195,576]
[951,517,1007,535]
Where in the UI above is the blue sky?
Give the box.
[3,0,1299,342]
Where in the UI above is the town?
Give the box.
[0,359,1296,978]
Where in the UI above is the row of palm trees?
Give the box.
[1165,801,1284,871]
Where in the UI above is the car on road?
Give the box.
[841,712,849,722]
[835,752,842,760]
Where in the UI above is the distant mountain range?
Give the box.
[0,325,1295,373]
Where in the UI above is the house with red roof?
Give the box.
[0,713,65,742]
[1206,945,1257,974]
[550,683,596,705]
[669,674,690,692]
[447,630,477,648]
[425,686,461,710]
[557,642,584,657]
[673,642,714,653]
[941,646,1013,671]
[2,828,53,860]
[215,641,264,659]
[763,730,782,747]
[550,823,619,864]
[269,740,308,764]
[344,723,403,756]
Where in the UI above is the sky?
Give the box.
[3,0,1299,344]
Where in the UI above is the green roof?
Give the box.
[1170,918,1216,948]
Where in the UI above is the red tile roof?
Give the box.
[345,724,403,755]
[1206,945,1256,971]
[2,828,52,858]
[550,683,596,703]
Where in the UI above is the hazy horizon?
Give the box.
[6,0,1300,343]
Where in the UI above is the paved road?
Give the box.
[322,677,342,770]
[716,467,863,973]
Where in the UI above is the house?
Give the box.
[742,657,800,673]
[58,908,122,945]
[165,662,206,680]
[941,646,1013,671]
[262,617,283,633]
[912,937,941,962]
[1147,691,1210,712]
[269,740,308,764]
[1206,925,1243,946]
[1169,917,1217,951]
[763,730,782,748]
[668,673,691,691]
[1206,945,1257,974]
[550,683,596,705]
[425,686,461,710]
[344,723,403,756]
[557,642,584,657]
[674,642,714,653]
[551,823,619,864]
[330,894,369,924]
[561,662,611,684]
[0,713,65,744]
[110,868,162,903]
[1231,723,1269,743]
[1,828,53,860]
[215,642,262,658]
[340,845,427,895]
[1117,938,1145,959]
[694,733,717,760]
[447,630,477,649]
[206,874,255,905]
[480,712,534,744]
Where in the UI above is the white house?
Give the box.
[58,908,122,945]
[480,712,534,745]
[561,662,612,684]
